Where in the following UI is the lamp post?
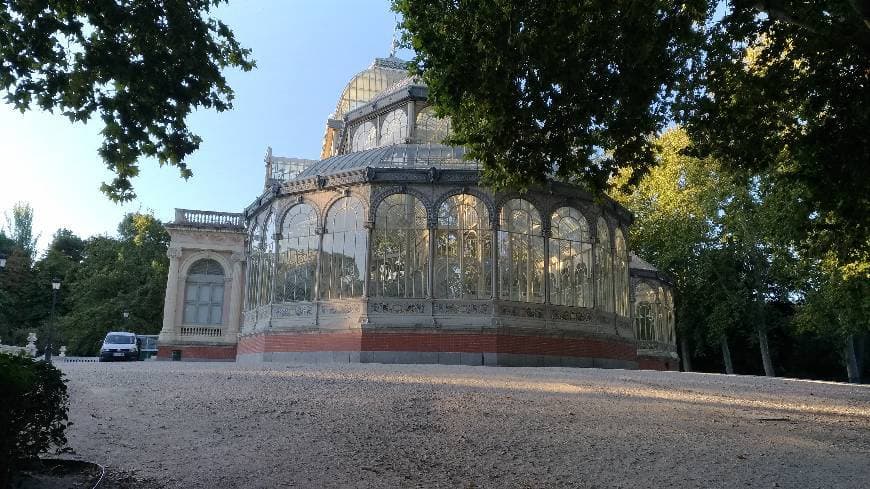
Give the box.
[0,253,7,269]
[123,310,130,329]
[46,277,61,363]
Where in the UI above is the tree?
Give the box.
[0,0,255,201]
[680,0,870,265]
[393,0,710,192]
[3,202,38,260]
[613,128,798,376]
[59,213,169,355]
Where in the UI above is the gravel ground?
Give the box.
[60,362,870,488]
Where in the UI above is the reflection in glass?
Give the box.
[498,199,545,303]
[614,229,629,317]
[351,121,377,152]
[415,106,451,144]
[549,207,592,307]
[633,283,657,341]
[276,204,318,302]
[379,109,408,146]
[436,194,491,299]
[371,194,428,298]
[321,197,366,299]
[595,217,613,312]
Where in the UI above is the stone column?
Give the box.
[227,252,245,338]
[159,247,184,343]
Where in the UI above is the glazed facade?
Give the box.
[157,55,678,369]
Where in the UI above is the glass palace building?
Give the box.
[157,54,678,370]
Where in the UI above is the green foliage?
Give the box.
[680,0,870,264]
[3,202,38,260]
[0,0,255,201]
[0,205,169,355]
[60,213,169,355]
[394,0,710,192]
[0,353,70,487]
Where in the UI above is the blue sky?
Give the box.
[0,0,405,252]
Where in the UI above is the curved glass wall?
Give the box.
[498,199,545,303]
[379,109,408,146]
[633,283,657,341]
[258,213,276,306]
[595,217,614,312]
[333,67,408,120]
[415,106,451,144]
[276,204,318,302]
[614,229,629,317]
[371,194,429,298]
[436,194,492,299]
[245,216,265,311]
[320,197,366,300]
[549,207,593,307]
[351,121,377,152]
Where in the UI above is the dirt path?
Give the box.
[60,362,870,488]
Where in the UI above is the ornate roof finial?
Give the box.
[390,32,398,58]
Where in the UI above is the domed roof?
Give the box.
[330,55,409,120]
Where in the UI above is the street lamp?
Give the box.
[46,277,61,363]
[0,253,7,269]
[123,310,130,330]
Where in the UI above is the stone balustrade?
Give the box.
[173,209,244,229]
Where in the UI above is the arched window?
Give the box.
[614,229,629,317]
[321,196,366,299]
[245,217,264,311]
[595,217,613,312]
[498,199,544,303]
[633,283,657,341]
[258,213,276,306]
[371,194,429,298]
[276,204,318,302]
[549,207,592,307]
[436,194,492,299]
[415,106,451,144]
[379,109,408,146]
[351,121,376,152]
[184,259,225,325]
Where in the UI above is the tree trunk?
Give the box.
[757,326,775,377]
[844,335,861,384]
[680,336,693,372]
[721,337,734,375]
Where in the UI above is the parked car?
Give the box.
[98,332,139,362]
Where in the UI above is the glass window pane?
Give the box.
[371,194,429,298]
[435,194,491,299]
[321,197,365,300]
[498,199,544,303]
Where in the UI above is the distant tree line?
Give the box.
[0,203,168,356]
[395,0,868,383]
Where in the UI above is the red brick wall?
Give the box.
[157,344,237,361]
[637,356,678,371]
[238,331,637,361]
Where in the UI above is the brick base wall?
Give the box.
[237,331,638,366]
[637,355,679,371]
[157,344,237,361]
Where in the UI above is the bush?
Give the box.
[0,353,70,487]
